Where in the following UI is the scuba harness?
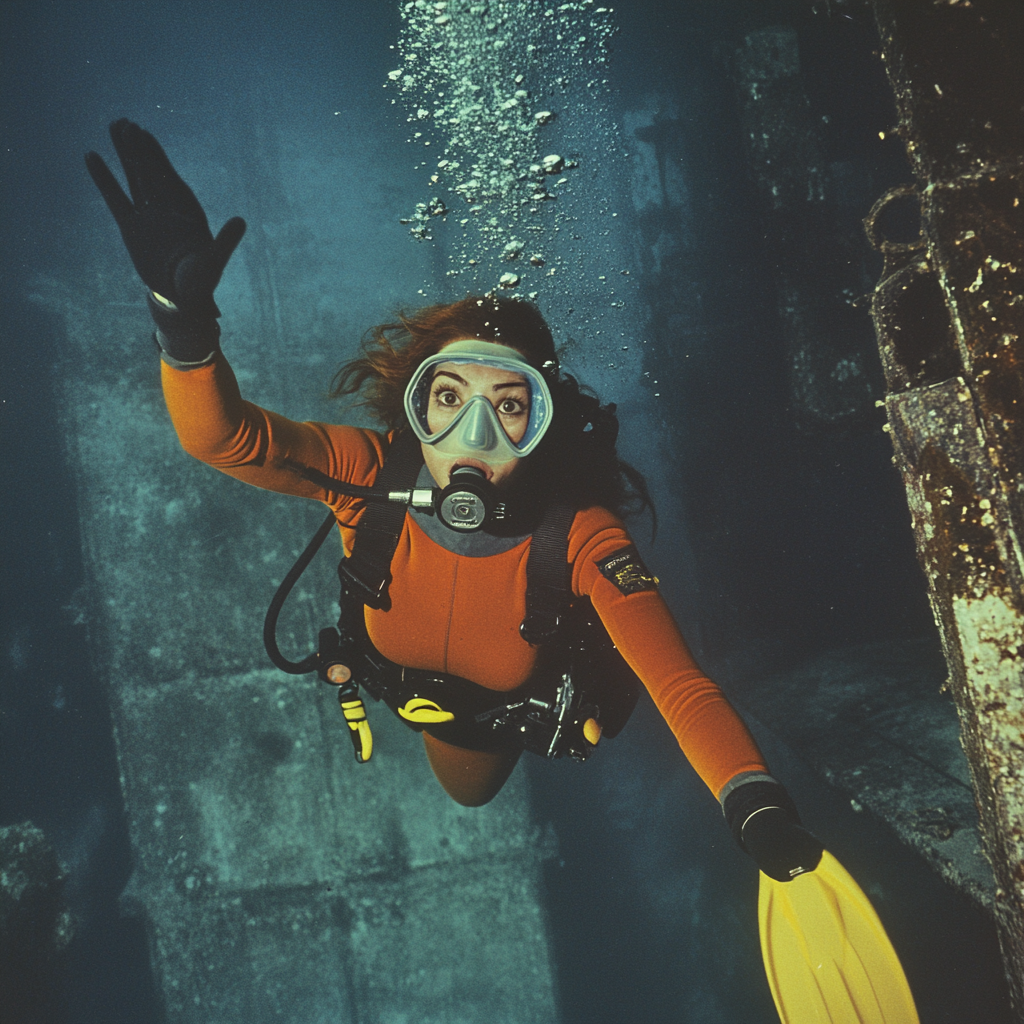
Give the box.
[264,429,642,765]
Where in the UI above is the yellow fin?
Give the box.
[758,850,919,1024]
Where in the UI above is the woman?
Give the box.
[86,119,822,883]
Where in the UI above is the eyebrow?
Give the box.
[431,369,528,391]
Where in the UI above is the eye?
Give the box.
[497,396,527,416]
[432,385,460,407]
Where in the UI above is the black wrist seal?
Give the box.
[724,779,823,881]
[147,291,220,365]
[723,780,801,850]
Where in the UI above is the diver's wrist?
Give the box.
[722,776,823,881]
[147,291,221,365]
[722,776,800,848]
[156,335,219,369]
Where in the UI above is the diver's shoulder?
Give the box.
[569,504,629,542]
[565,505,639,585]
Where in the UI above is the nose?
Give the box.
[460,397,501,451]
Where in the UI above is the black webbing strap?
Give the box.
[340,429,424,608]
[519,497,577,645]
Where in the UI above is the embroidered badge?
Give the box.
[597,545,659,596]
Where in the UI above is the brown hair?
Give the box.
[332,294,655,531]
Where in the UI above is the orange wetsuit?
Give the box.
[162,355,769,803]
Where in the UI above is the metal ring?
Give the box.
[863,184,927,254]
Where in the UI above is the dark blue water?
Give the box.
[0,1,1012,1021]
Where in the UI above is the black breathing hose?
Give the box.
[263,509,338,674]
[282,457,410,502]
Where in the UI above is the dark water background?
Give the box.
[0,1,1013,1021]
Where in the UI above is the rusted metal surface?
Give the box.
[869,0,1024,1006]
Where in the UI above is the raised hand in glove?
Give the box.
[85,119,246,365]
[723,778,824,882]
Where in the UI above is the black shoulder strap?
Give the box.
[341,429,424,609]
[519,497,577,645]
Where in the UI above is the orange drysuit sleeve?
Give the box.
[161,355,385,552]
[161,355,770,798]
[569,510,768,797]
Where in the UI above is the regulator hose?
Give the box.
[263,509,338,674]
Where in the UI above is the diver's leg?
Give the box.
[422,732,522,807]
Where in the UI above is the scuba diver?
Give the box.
[85,119,824,884]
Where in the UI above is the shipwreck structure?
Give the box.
[867,0,1024,1006]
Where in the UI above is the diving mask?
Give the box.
[404,340,554,464]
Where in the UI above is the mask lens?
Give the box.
[409,372,435,435]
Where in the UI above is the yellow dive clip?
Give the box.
[339,696,373,762]
[398,697,456,724]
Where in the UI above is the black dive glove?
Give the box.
[85,119,246,365]
[723,779,824,882]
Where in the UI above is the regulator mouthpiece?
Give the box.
[436,466,496,531]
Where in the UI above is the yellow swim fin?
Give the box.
[758,850,919,1024]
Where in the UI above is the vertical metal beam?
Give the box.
[867,0,1024,1006]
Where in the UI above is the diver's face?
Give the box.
[421,360,532,490]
